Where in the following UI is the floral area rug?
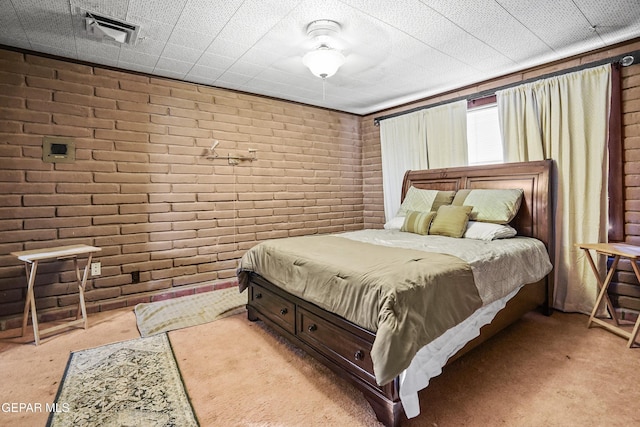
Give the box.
[47,334,198,427]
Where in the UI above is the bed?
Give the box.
[237,160,554,426]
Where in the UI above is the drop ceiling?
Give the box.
[1,0,639,115]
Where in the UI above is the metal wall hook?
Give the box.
[205,140,257,165]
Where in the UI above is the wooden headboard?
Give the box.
[401,159,553,252]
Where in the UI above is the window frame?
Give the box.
[466,97,502,166]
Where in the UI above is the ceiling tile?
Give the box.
[166,28,214,51]
[160,43,203,63]
[196,52,237,70]
[12,0,75,53]
[174,0,244,36]
[127,0,189,25]
[186,64,225,81]
[0,2,26,41]
[497,0,600,52]
[425,0,554,64]
[154,56,192,75]
[76,37,121,60]
[118,48,159,68]
[70,0,130,21]
[117,61,155,74]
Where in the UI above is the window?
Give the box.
[466,104,503,165]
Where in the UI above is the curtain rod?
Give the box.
[373,50,640,126]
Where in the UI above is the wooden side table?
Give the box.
[577,242,640,348]
[10,244,101,345]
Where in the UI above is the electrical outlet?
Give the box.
[91,262,101,276]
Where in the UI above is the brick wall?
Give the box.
[0,48,363,329]
[612,58,640,314]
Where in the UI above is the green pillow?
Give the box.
[452,189,523,224]
[401,210,436,235]
[397,187,455,216]
[429,205,473,238]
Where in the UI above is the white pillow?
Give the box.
[384,216,405,230]
[463,221,517,241]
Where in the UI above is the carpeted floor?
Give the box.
[1,303,639,426]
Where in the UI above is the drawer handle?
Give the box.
[280,308,288,315]
[354,350,365,361]
[308,324,317,332]
[255,292,262,299]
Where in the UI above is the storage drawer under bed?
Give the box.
[297,307,376,385]
[250,283,296,334]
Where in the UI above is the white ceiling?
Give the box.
[1,0,639,115]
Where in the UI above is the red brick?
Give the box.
[0,206,55,219]
[168,126,211,138]
[119,79,171,95]
[0,107,50,123]
[94,67,148,82]
[92,150,149,163]
[26,55,91,73]
[0,120,22,133]
[1,229,57,243]
[94,107,150,122]
[92,194,148,205]
[95,87,149,103]
[116,120,166,134]
[94,129,148,142]
[25,217,92,233]
[57,70,119,89]
[26,76,93,95]
[26,99,89,116]
[150,95,196,109]
[170,88,213,103]
[121,279,172,295]
[0,95,23,108]
[56,205,118,216]
[53,114,113,129]
[23,194,91,206]
[150,114,196,127]
[0,182,54,195]
[24,122,92,137]
[54,91,116,109]
[0,70,25,86]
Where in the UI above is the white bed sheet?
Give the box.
[338,229,552,305]
[337,229,552,418]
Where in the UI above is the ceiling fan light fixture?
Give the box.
[302,46,345,79]
[302,19,345,79]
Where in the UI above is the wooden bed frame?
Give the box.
[245,160,553,426]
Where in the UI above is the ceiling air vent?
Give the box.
[82,11,140,45]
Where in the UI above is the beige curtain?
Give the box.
[424,100,469,169]
[380,101,468,221]
[497,64,611,314]
[380,111,428,221]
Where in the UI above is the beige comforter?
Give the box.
[237,235,482,386]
